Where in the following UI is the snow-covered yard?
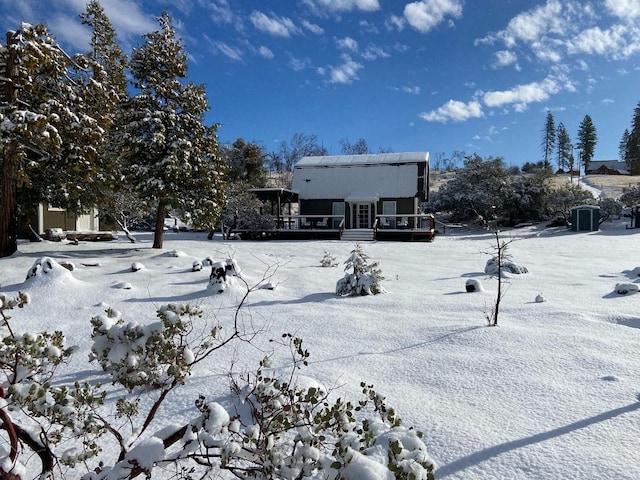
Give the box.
[1,220,639,479]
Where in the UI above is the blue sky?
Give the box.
[2,0,639,167]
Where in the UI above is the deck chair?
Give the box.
[398,216,409,228]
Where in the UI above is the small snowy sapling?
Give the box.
[336,243,386,296]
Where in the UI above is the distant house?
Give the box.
[19,203,101,241]
[291,152,433,240]
[585,160,629,175]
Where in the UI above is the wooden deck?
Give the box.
[233,214,436,242]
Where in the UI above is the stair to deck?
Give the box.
[341,229,375,242]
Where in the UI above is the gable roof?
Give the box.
[586,160,629,174]
[292,152,429,200]
[295,151,429,168]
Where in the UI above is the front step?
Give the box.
[341,229,375,242]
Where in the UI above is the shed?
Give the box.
[570,205,600,232]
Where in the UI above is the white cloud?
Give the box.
[479,0,564,48]
[567,24,629,58]
[290,57,313,71]
[302,19,325,35]
[404,0,463,34]
[336,36,359,51]
[214,41,243,61]
[327,54,363,84]
[249,11,300,37]
[258,46,274,59]
[302,0,380,13]
[361,44,390,60]
[483,77,561,112]
[493,50,519,69]
[420,99,483,122]
[605,0,640,19]
[386,15,406,31]
[205,0,235,25]
[402,85,421,94]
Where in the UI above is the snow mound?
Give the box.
[165,250,187,258]
[25,257,76,284]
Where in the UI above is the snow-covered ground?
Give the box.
[1,220,640,479]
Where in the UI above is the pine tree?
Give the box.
[114,12,225,248]
[556,123,572,173]
[576,114,597,173]
[626,102,640,174]
[80,1,141,241]
[619,129,630,162]
[0,24,105,257]
[541,111,556,170]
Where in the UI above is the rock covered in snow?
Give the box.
[485,257,528,275]
[131,262,144,272]
[535,293,546,303]
[615,283,639,295]
[465,278,483,292]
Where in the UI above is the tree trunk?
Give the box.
[0,32,19,258]
[0,144,19,258]
[152,202,166,249]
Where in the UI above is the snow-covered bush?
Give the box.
[207,258,241,293]
[336,244,386,296]
[90,304,208,390]
[1,293,433,479]
[321,250,338,267]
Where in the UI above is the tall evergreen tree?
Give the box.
[0,24,105,257]
[626,102,640,174]
[619,129,630,162]
[576,114,597,173]
[79,0,141,240]
[115,12,225,249]
[556,123,572,172]
[223,138,268,187]
[541,111,556,169]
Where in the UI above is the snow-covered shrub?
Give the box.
[90,304,207,390]
[336,244,386,296]
[321,250,338,267]
[485,256,528,275]
[207,258,241,293]
[2,293,434,480]
[192,260,203,271]
[167,335,436,480]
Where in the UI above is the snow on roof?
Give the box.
[295,151,429,168]
[292,152,429,200]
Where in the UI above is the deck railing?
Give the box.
[278,215,344,231]
[375,214,435,231]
